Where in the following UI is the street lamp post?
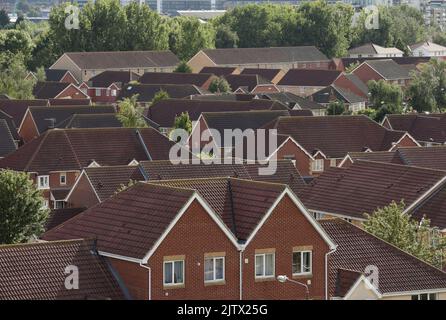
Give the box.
[277,275,310,300]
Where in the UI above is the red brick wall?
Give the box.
[109,258,150,300]
[352,63,383,85]
[275,139,312,177]
[18,112,39,143]
[66,173,99,208]
[57,85,89,99]
[61,72,79,84]
[333,74,368,98]
[242,195,329,300]
[394,135,418,148]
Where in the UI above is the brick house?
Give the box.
[311,85,367,113]
[139,72,217,91]
[43,178,336,300]
[0,127,178,209]
[347,43,403,58]
[298,160,446,231]
[199,66,240,76]
[26,69,79,84]
[33,82,89,100]
[351,59,413,87]
[240,68,286,84]
[49,50,180,82]
[188,46,331,73]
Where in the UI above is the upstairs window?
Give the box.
[292,251,312,275]
[164,260,184,286]
[204,256,225,283]
[95,89,101,97]
[412,293,437,300]
[60,172,67,185]
[255,252,275,278]
[311,159,324,172]
[37,175,49,189]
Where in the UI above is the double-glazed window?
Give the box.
[292,251,312,275]
[311,159,324,172]
[163,260,184,286]
[255,252,275,278]
[204,256,224,282]
[412,293,437,300]
[37,175,49,189]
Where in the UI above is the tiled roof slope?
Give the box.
[364,59,412,80]
[0,110,19,140]
[278,69,342,86]
[0,119,17,157]
[63,50,180,69]
[139,72,215,87]
[201,46,329,64]
[44,69,69,82]
[321,219,446,296]
[88,70,140,88]
[145,98,287,127]
[384,113,446,143]
[298,160,446,220]
[45,208,86,231]
[33,82,71,99]
[139,159,306,194]
[223,74,270,92]
[84,165,145,201]
[348,146,446,171]
[64,113,122,129]
[43,183,195,259]
[153,177,286,241]
[0,128,176,173]
[266,115,410,158]
[0,99,48,126]
[199,66,238,76]
[28,105,116,133]
[0,239,125,300]
[118,83,205,102]
[240,68,283,82]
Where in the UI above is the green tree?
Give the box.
[35,66,46,82]
[0,29,33,62]
[0,9,9,28]
[117,95,148,128]
[170,16,215,60]
[209,77,231,93]
[406,59,446,113]
[327,100,346,115]
[215,24,239,48]
[368,80,403,111]
[174,61,192,73]
[0,170,49,244]
[364,201,446,269]
[0,54,36,99]
[357,108,377,120]
[173,112,192,134]
[151,90,170,105]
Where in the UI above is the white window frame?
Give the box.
[255,252,275,278]
[204,256,225,283]
[412,293,437,300]
[60,172,67,185]
[311,159,324,172]
[163,260,184,286]
[292,251,312,276]
[111,89,117,97]
[54,200,66,210]
[37,175,49,189]
[95,88,101,97]
[330,159,337,167]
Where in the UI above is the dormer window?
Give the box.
[37,175,49,189]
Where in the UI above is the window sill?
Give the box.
[163,283,185,290]
[204,280,226,287]
[255,276,276,283]
[292,273,312,280]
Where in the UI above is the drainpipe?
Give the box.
[325,246,337,300]
[239,249,244,300]
[139,262,152,300]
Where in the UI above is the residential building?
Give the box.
[351,59,413,87]
[240,68,286,84]
[33,82,89,100]
[188,46,331,73]
[50,51,180,82]
[223,74,271,93]
[26,69,78,84]
[311,85,367,113]
[199,66,240,76]
[347,43,404,58]
[139,72,217,90]
[409,41,446,57]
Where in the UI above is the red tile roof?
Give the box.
[139,72,215,87]
[0,128,176,173]
[0,99,48,126]
[278,69,342,86]
[265,115,411,158]
[240,68,283,82]
[321,219,446,296]
[0,239,126,300]
[199,66,238,76]
[299,160,446,221]
[45,208,86,231]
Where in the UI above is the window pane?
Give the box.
[255,255,264,277]
[420,293,428,300]
[303,252,311,273]
[174,261,183,284]
[204,258,214,281]
[215,258,224,280]
[411,295,418,300]
[164,262,172,284]
[265,253,274,276]
[429,293,437,300]
[292,252,301,274]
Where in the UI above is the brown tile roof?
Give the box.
[0,99,48,126]
[240,68,283,81]
[49,98,91,106]
[321,219,446,296]
[83,165,145,201]
[334,268,362,298]
[0,119,17,157]
[88,70,140,88]
[63,50,180,69]
[199,66,238,76]
[261,92,324,110]
[341,56,430,70]
[44,69,70,82]
[384,113,446,144]
[153,177,286,241]
[64,113,122,129]
[139,72,215,87]
[201,46,329,65]
[145,98,287,127]
[33,81,71,99]
[0,128,176,173]
[0,239,126,299]
[298,160,446,221]
[45,207,86,231]
[278,69,342,86]
[362,59,412,80]
[42,183,195,259]
[348,146,446,171]
[27,105,116,134]
[0,110,19,140]
[188,93,256,101]
[266,115,409,158]
[223,74,271,92]
[139,159,306,194]
[118,83,205,102]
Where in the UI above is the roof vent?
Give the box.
[45,118,56,129]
